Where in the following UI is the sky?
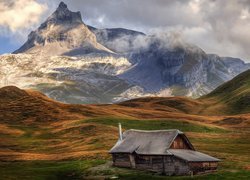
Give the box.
[0,0,250,61]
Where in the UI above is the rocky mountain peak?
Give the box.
[58,1,68,9]
[14,1,113,55]
[45,1,82,25]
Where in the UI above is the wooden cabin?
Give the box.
[109,125,220,176]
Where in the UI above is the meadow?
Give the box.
[1,117,249,179]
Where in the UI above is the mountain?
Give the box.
[119,36,250,97]
[1,1,249,104]
[1,2,250,178]
[14,2,113,56]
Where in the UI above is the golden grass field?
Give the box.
[0,70,250,180]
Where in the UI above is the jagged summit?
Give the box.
[44,1,83,26]
[58,1,67,9]
[14,2,112,56]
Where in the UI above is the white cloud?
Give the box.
[0,0,47,32]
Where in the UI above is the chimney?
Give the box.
[118,123,123,140]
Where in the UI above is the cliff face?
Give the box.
[119,37,250,97]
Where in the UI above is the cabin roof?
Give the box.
[109,129,194,154]
[168,149,220,162]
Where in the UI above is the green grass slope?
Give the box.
[202,69,250,114]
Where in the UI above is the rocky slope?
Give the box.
[0,53,151,104]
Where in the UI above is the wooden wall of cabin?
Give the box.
[152,156,165,172]
[111,153,212,176]
[170,135,191,149]
[134,155,153,170]
[189,162,218,173]
[134,155,171,172]
[171,156,190,175]
[112,153,131,168]
[134,155,190,175]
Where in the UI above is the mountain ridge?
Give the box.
[2,1,249,103]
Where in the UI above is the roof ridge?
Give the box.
[127,129,183,133]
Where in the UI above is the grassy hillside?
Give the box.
[0,117,249,179]
[202,69,250,114]
[0,70,250,179]
[117,70,250,118]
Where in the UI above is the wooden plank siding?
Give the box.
[171,157,190,175]
[189,162,218,174]
[170,135,191,149]
[112,154,192,175]
[112,153,131,168]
